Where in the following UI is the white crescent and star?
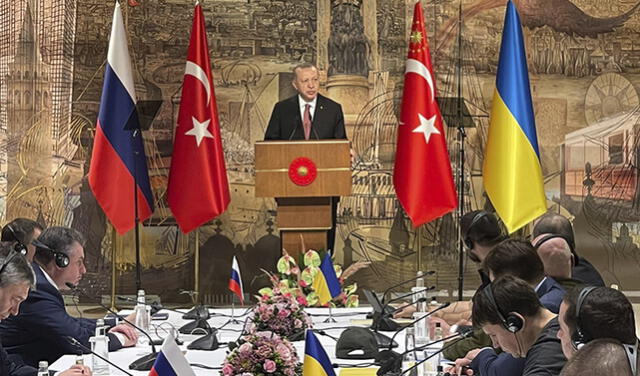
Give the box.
[405,58,435,102]
[183,60,214,147]
[402,59,441,144]
[185,116,214,147]
[412,113,440,143]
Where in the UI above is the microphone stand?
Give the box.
[70,284,158,371]
[386,303,451,351]
[66,337,134,376]
[377,330,471,376]
[381,272,435,305]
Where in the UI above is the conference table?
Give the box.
[51,306,443,375]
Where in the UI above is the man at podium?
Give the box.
[264,62,348,252]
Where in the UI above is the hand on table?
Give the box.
[109,323,138,346]
[59,365,92,376]
[445,348,482,375]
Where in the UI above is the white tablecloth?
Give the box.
[51,307,410,375]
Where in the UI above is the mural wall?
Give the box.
[2,0,640,303]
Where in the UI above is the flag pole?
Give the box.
[132,129,142,292]
[455,0,466,302]
[194,228,200,303]
[111,225,117,311]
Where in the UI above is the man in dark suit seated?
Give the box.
[0,227,137,367]
[532,213,605,287]
[0,242,91,375]
[264,62,348,252]
[1,218,43,262]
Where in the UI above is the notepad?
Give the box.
[339,367,378,376]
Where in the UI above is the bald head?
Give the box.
[532,234,573,279]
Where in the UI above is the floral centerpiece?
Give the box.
[248,284,313,341]
[259,248,369,308]
[221,331,301,376]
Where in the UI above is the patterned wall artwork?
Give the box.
[2,0,640,303]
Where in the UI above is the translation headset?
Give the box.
[482,283,524,333]
[4,224,28,256]
[31,239,70,268]
[464,212,488,249]
[533,233,574,253]
[0,249,23,277]
[572,286,638,376]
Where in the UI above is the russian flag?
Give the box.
[148,333,195,376]
[228,255,244,304]
[89,1,154,235]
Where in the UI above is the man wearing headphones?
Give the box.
[556,285,637,373]
[532,213,604,287]
[449,275,566,376]
[448,240,566,375]
[0,226,138,367]
[0,242,92,375]
[560,339,636,376]
[1,218,44,262]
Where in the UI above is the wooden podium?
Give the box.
[255,140,351,259]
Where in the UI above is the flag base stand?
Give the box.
[323,305,337,323]
[229,301,242,324]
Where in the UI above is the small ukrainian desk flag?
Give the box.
[303,330,336,376]
[483,0,547,233]
[313,253,342,305]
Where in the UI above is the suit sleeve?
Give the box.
[469,348,526,376]
[17,291,122,354]
[333,103,347,139]
[264,102,282,140]
[2,346,36,376]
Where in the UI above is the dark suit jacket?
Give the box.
[264,94,347,140]
[0,264,122,367]
[537,276,565,314]
[0,341,35,376]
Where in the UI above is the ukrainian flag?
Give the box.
[313,253,341,305]
[482,0,546,233]
[303,330,336,376]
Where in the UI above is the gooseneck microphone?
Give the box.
[376,330,473,376]
[391,297,428,317]
[381,271,436,305]
[386,302,451,351]
[66,336,134,376]
[66,283,158,371]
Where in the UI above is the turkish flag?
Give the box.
[393,2,457,227]
[167,4,230,233]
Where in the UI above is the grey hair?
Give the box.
[34,226,85,266]
[0,242,35,288]
[292,62,318,77]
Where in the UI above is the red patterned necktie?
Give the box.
[303,104,312,140]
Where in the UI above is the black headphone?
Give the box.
[464,212,489,249]
[0,249,22,277]
[571,286,638,375]
[4,224,28,256]
[533,233,574,253]
[32,239,69,268]
[482,283,524,333]
[571,286,596,350]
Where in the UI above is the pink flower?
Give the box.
[263,359,277,373]
[299,279,308,287]
[222,363,234,376]
[294,319,302,328]
[296,296,308,306]
[239,342,253,353]
[276,343,292,361]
